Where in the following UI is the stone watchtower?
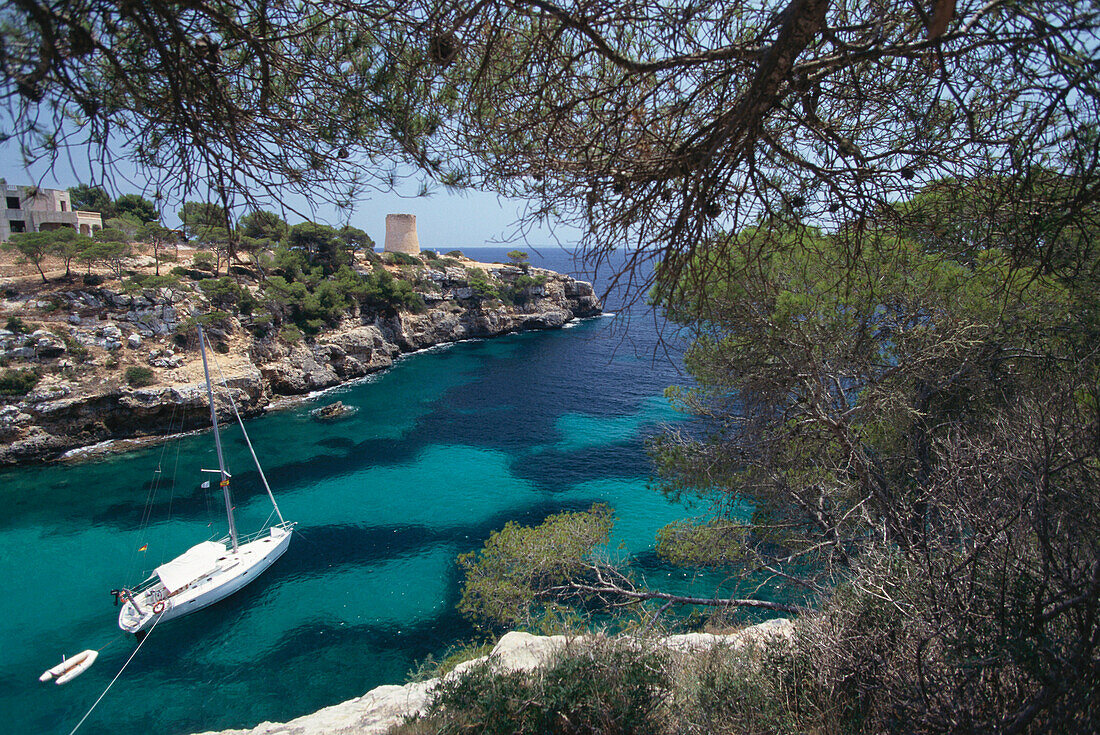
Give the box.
[384,213,420,255]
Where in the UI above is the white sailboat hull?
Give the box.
[119,525,293,634]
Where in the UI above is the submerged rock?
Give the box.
[310,401,358,421]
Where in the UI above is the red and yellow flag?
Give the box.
[139,544,148,552]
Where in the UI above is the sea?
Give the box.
[0,246,720,735]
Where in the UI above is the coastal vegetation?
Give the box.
[4,0,1098,731]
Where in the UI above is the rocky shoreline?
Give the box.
[0,256,600,465]
[193,619,794,735]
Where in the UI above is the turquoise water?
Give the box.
[0,248,715,734]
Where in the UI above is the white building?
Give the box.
[1,180,103,241]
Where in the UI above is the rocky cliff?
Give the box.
[0,254,600,464]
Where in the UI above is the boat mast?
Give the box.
[198,325,239,551]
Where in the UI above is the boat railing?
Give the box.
[218,520,296,548]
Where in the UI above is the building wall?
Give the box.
[383,213,420,255]
[0,180,102,241]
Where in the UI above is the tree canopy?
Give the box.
[4,1,1096,268]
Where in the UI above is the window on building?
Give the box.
[60,200,68,212]
[10,220,26,233]
[6,196,21,210]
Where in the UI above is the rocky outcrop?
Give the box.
[193,619,794,735]
[310,401,358,421]
[0,263,600,464]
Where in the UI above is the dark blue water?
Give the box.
[0,247,709,735]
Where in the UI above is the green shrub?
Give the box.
[199,276,253,312]
[383,251,421,266]
[407,640,495,683]
[445,250,465,258]
[465,267,499,300]
[105,355,119,369]
[280,324,303,344]
[124,366,156,387]
[122,273,180,292]
[672,639,812,735]
[417,641,669,735]
[82,273,104,287]
[0,368,39,396]
[5,316,30,334]
[192,250,216,269]
[246,312,274,338]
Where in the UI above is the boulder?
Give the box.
[310,401,358,421]
[523,309,571,329]
[30,330,67,358]
[127,333,143,349]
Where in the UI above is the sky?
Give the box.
[0,143,582,252]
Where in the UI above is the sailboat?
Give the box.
[116,325,295,634]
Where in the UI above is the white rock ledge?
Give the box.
[193,619,793,735]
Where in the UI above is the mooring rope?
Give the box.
[67,615,162,735]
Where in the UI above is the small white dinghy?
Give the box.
[40,650,98,685]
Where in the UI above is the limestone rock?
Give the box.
[30,329,66,358]
[523,309,571,330]
[310,401,358,421]
[191,620,793,735]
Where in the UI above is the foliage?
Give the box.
[191,251,216,270]
[3,232,54,283]
[80,240,130,278]
[406,639,496,683]
[412,640,668,735]
[5,317,30,334]
[506,250,529,268]
[104,216,141,241]
[457,504,615,630]
[124,366,156,387]
[122,274,179,293]
[94,225,129,243]
[113,194,158,223]
[645,199,1100,728]
[279,323,303,344]
[0,369,39,396]
[383,251,421,266]
[464,267,498,300]
[238,210,287,241]
[48,228,93,279]
[445,251,465,259]
[173,312,232,346]
[670,634,815,735]
[199,276,255,313]
[180,201,229,239]
[67,185,114,219]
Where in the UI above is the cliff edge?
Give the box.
[193,619,794,735]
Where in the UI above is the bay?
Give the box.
[0,246,705,735]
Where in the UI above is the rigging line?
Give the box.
[128,400,181,585]
[209,349,286,525]
[67,615,163,735]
